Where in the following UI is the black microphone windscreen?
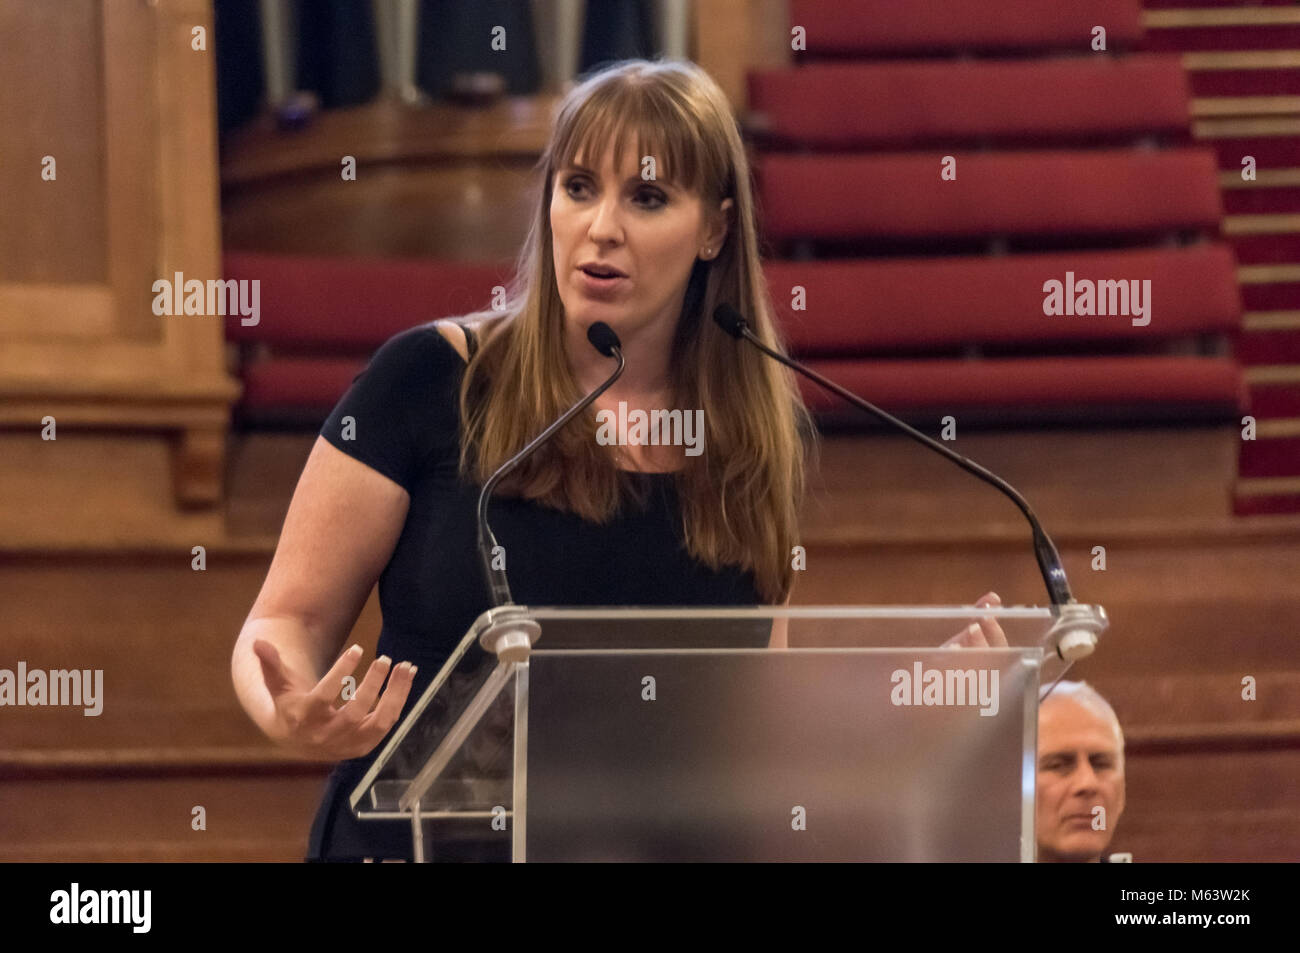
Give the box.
[586,321,621,357]
[712,303,747,338]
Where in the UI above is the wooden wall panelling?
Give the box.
[3,426,1296,861]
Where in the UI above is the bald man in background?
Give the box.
[1037,680,1129,862]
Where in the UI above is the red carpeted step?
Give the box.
[1143,27,1300,54]
[756,149,1223,239]
[766,245,1240,354]
[1238,434,1300,477]
[1237,328,1300,364]
[1240,282,1300,310]
[1229,235,1300,266]
[1246,382,1300,417]
[1146,0,1297,8]
[747,56,1191,148]
[787,0,1142,55]
[1222,187,1300,215]
[1209,140,1300,171]
[1189,68,1300,97]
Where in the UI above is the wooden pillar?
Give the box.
[0,0,239,538]
[692,0,791,112]
[533,0,587,93]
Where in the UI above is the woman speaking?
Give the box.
[230,57,814,861]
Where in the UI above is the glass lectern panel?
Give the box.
[525,648,1035,861]
[349,605,1106,861]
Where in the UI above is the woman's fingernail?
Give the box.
[408,665,418,676]
[377,655,391,666]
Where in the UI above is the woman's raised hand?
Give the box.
[253,639,417,760]
[941,591,1009,648]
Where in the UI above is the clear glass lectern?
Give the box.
[350,603,1107,862]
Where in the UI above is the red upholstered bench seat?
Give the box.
[240,356,366,411]
[223,250,1245,423]
[1247,383,1300,419]
[755,149,1224,240]
[236,354,1245,423]
[222,252,512,351]
[765,245,1242,354]
[223,251,511,420]
[1143,25,1300,55]
[798,355,1245,420]
[786,0,1143,55]
[748,56,1192,147]
[1238,329,1300,366]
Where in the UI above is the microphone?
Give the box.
[476,320,625,608]
[712,303,1102,659]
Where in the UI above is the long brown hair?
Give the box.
[451,58,816,602]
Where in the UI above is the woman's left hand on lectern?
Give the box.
[942,591,1007,648]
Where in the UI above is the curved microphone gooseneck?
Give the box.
[711,303,1074,608]
[476,321,625,606]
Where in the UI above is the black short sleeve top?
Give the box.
[307,322,762,859]
[318,322,762,676]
